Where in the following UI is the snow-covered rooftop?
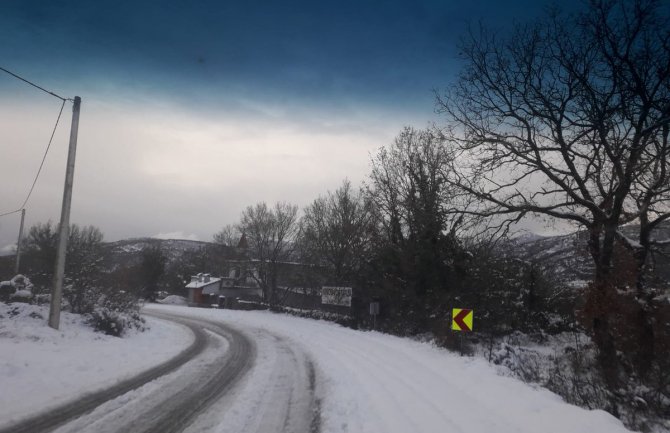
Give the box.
[185,273,221,289]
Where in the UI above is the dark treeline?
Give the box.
[213,127,566,340]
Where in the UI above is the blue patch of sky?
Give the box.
[0,0,580,114]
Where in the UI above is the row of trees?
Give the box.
[17,222,167,310]
[212,127,543,333]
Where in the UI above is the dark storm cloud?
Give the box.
[0,0,563,109]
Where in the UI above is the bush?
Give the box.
[86,307,146,337]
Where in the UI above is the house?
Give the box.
[186,273,222,305]
[185,234,351,311]
[185,271,263,307]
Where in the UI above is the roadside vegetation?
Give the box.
[0,222,145,336]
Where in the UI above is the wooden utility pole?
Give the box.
[14,208,25,274]
[49,96,81,330]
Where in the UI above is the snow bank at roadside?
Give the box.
[157,295,188,305]
[0,302,194,425]
[146,304,632,433]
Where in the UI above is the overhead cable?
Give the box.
[0,99,67,217]
[0,66,69,101]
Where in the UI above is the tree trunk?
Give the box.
[587,221,620,387]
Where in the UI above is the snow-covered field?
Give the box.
[0,302,193,426]
[146,304,633,433]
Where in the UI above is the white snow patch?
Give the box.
[157,295,189,305]
[152,231,199,241]
[51,329,230,433]
[0,243,16,256]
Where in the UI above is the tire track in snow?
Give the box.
[4,309,321,433]
[0,316,207,433]
[155,311,322,433]
[122,312,256,433]
[231,334,318,433]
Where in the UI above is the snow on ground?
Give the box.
[157,295,189,305]
[146,304,633,433]
[52,330,231,433]
[0,302,193,425]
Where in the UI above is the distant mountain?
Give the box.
[506,223,670,288]
[5,223,670,288]
[507,231,594,288]
[101,238,228,270]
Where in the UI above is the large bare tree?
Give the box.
[438,0,670,378]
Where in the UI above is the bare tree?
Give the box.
[438,0,670,380]
[65,225,105,313]
[212,224,240,247]
[626,122,670,295]
[21,222,105,312]
[300,179,375,283]
[239,202,299,306]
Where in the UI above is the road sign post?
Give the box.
[369,301,380,330]
[451,308,473,356]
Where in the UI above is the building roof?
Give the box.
[185,279,221,289]
[185,274,222,289]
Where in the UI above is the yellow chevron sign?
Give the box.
[451,308,473,331]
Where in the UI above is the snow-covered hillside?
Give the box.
[508,223,670,287]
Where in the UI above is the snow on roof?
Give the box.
[185,275,222,289]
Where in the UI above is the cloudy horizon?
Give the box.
[0,0,578,252]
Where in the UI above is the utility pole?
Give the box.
[14,208,25,274]
[49,96,81,330]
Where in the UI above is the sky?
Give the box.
[0,0,579,251]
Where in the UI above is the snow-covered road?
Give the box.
[1,303,633,433]
[146,304,632,433]
[1,308,320,433]
[0,303,193,428]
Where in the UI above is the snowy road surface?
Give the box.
[1,309,319,433]
[145,305,633,433]
[0,303,192,426]
[1,304,632,433]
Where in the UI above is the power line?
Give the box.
[0,209,22,218]
[0,99,67,217]
[21,99,67,209]
[0,66,69,101]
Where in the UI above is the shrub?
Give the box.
[87,307,146,337]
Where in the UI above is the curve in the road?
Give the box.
[0,310,232,433]
[134,312,255,433]
[0,314,209,433]
[2,310,320,433]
